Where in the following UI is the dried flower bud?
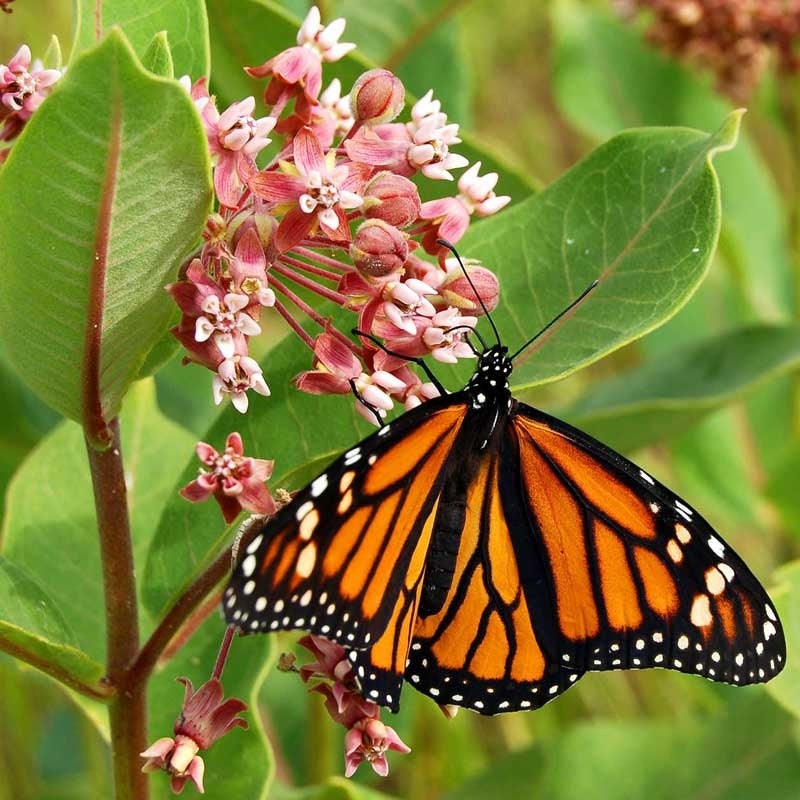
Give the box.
[350,68,405,125]
[362,171,421,228]
[440,264,500,313]
[350,219,408,277]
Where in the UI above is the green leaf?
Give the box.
[0,557,104,687]
[559,324,800,452]
[141,31,175,78]
[1,380,196,664]
[0,31,212,429]
[766,561,800,718]
[462,112,741,389]
[550,0,792,320]
[766,448,800,537]
[447,695,797,800]
[72,0,210,78]
[147,616,273,800]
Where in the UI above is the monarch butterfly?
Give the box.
[223,271,785,715]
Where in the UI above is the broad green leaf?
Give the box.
[1,380,196,664]
[0,32,211,430]
[766,560,800,718]
[142,31,175,78]
[447,695,797,800]
[766,448,800,537]
[0,558,104,687]
[148,615,273,800]
[551,0,792,320]
[207,0,532,200]
[560,324,800,452]
[72,0,209,78]
[0,349,60,522]
[461,112,741,389]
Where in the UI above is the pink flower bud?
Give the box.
[440,265,500,313]
[362,171,421,228]
[350,69,405,125]
[350,219,409,277]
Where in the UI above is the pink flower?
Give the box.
[422,307,478,363]
[296,6,356,63]
[249,127,365,251]
[381,278,437,335]
[180,432,275,523]
[295,333,405,422]
[405,90,468,180]
[228,227,276,307]
[344,718,411,778]
[0,44,60,120]
[309,78,354,147]
[191,79,276,207]
[247,6,354,124]
[194,293,261,358]
[141,677,247,795]
[213,356,271,414]
[457,161,511,216]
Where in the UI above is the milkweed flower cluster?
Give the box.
[0,44,61,160]
[616,0,800,99]
[291,635,411,777]
[168,5,508,420]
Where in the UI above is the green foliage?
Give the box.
[0,31,211,426]
[0,3,798,799]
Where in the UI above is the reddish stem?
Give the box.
[293,246,354,272]
[212,626,236,681]
[269,275,335,329]
[272,297,316,348]
[271,261,348,305]
[86,418,148,800]
[280,253,342,282]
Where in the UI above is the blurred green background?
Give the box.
[2,1,800,798]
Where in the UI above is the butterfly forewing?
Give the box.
[223,398,466,649]
[511,405,785,685]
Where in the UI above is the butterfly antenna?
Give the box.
[436,238,501,346]
[509,280,599,361]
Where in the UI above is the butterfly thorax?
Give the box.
[465,344,513,412]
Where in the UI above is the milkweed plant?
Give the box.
[0,2,796,799]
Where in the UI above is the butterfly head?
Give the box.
[467,345,513,409]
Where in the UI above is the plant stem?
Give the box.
[86,418,147,800]
[131,544,233,680]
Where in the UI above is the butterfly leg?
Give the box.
[352,329,448,395]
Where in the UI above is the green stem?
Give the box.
[86,418,147,800]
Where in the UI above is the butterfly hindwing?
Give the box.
[403,448,583,713]
[511,403,785,685]
[223,396,466,651]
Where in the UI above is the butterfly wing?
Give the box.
[509,402,785,685]
[223,394,468,690]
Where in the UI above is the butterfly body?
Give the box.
[224,343,785,715]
